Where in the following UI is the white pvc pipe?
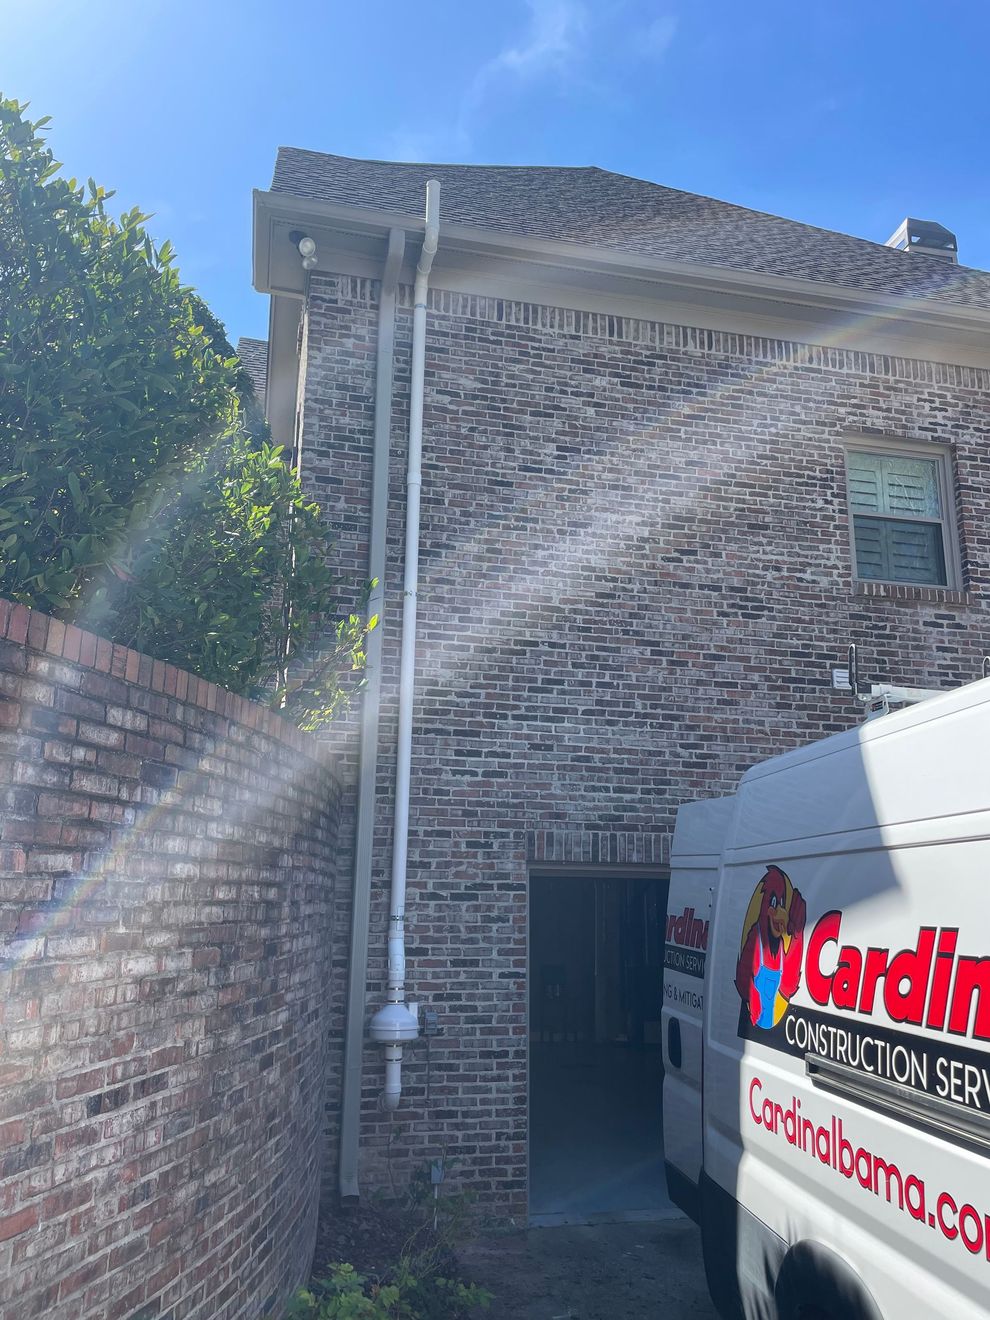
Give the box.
[382,180,440,1111]
[383,1044,402,1111]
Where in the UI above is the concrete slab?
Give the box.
[530,1041,673,1223]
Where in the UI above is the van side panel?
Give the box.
[705,689,990,1319]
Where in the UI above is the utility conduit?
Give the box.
[368,181,441,1110]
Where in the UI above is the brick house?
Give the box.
[250,153,990,1222]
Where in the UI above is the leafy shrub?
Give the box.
[286,1261,490,1320]
[0,95,367,724]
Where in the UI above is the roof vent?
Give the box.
[885,217,958,263]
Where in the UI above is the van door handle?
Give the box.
[667,1017,682,1069]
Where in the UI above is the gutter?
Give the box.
[338,225,406,1199]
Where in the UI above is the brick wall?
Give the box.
[0,601,341,1319]
[301,273,990,1220]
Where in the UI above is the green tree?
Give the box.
[0,96,367,723]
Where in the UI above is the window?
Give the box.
[845,443,959,588]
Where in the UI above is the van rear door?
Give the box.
[663,796,733,1220]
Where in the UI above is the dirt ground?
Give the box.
[310,1202,718,1320]
[457,1218,719,1320]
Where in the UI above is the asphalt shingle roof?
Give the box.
[235,337,268,408]
[272,148,990,312]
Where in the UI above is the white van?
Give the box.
[663,678,990,1320]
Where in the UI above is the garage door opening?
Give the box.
[529,871,674,1225]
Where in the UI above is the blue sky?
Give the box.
[5,1,990,344]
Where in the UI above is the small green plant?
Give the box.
[289,1159,491,1319]
[286,1260,490,1320]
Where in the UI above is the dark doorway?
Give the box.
[529,872,674,1224]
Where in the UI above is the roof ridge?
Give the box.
[277,146,600,175]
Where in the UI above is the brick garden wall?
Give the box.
[301,274,990,1220]
[0,601,341,1320]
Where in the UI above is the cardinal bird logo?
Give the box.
[735,865,807,1031]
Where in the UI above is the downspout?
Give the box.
[368,180,441,1109]
[339,226,406,1200]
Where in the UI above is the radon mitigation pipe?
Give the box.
[368,180,441,1110]
[339,227,406,1200]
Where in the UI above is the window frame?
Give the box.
[842,436,962,591]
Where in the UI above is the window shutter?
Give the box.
[853,517,946,584]
[852,517,886,579]
[880,456,941,518]
[848,451,941,518]
[888,521,945,584]
[847,453,884,513]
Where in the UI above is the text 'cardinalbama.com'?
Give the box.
[749,1074,990,1267]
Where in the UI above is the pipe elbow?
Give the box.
[416,179,441,277]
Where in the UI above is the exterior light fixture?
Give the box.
[288,230,318,271]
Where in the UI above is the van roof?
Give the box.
[740,674,990,787]
[729,674,990,856]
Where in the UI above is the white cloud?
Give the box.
[638,13,678,59]
[488,0,589,78]
[388,0,642,161]
[458,0,590,141]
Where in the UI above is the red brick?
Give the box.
[41,1181,94,1220]
[57,1251,109,1299]
[26,610,48,650]
[55,1067,106,1100]
[94,637,113,672]
[107,1281,146,1319]
[7,604,30,644]
[0,1205,39,1242]
[78,630,98,668]
[0,845,27,872]
[45,619,66,657]
[62,625,83,664]
[0,1119,26,1146]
